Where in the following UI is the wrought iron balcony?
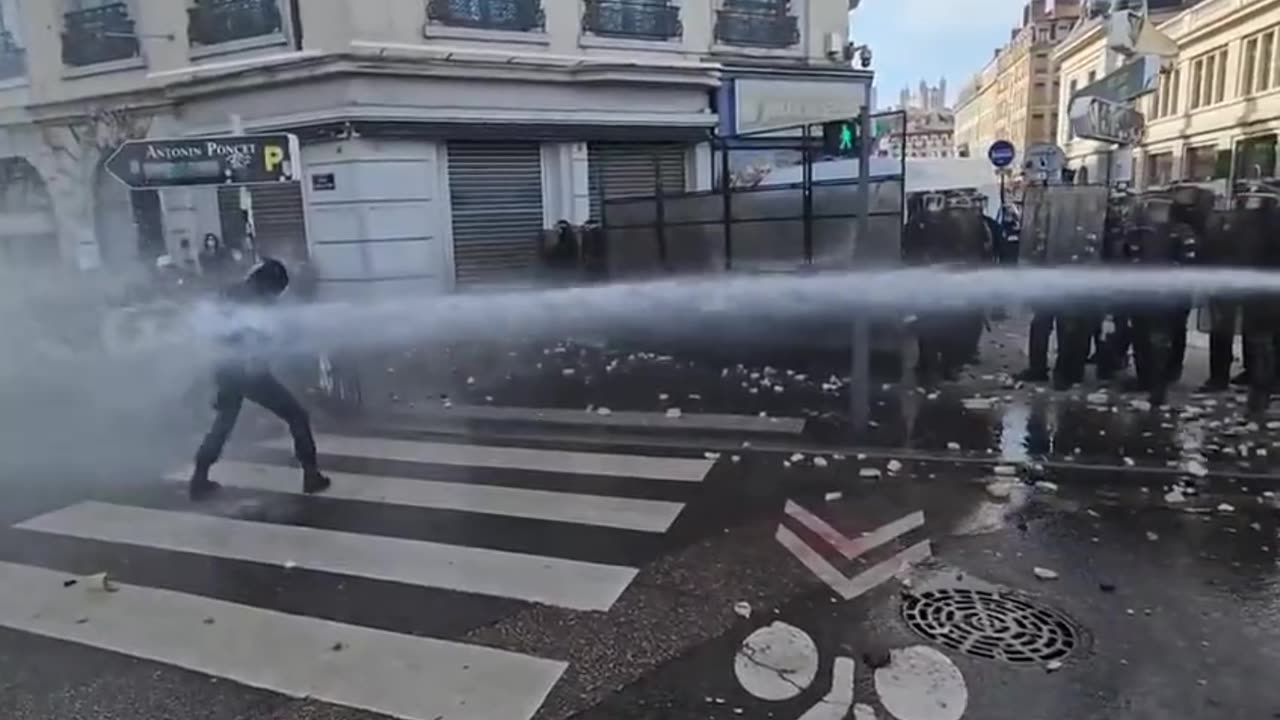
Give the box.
[715,2,799,48]
[583,0,682,41]
[0,30,25,81]
[426,0,544,32]
[188,0,284,47]
[61,3,140,68]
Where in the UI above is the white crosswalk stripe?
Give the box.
[3,433,715,720]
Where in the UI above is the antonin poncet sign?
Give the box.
[105,134,300,189]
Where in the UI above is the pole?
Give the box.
[850,102,873,432]
[802,124,813,263]
[230,114,257,262]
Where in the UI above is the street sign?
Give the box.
[821,118,861,157]
[1069,96,1145,145]
[105,133,301,189]
[988,140,1016,168]
[1071,55,1160,105]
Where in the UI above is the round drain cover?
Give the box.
[900,588,1079,664]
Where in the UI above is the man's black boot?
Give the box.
[189,465,221,501]
[303,469,332,495]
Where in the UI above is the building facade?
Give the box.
[874,78,954,158]
[0,0,865,295]
[1054,0,1200,185]
[952,0,1080,162]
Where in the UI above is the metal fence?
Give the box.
[596,119,907,278]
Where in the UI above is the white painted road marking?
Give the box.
[784,502,925,560]
[407,403,808,434]
[799,656,855,720]
[17,502,638,611]
[874,645,968,720]
[165,461,687,533]
[734,621,820,701]
[269,434,713,482]
[0,560,566,720]
[776,525,932,601]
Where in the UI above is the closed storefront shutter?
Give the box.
[588,143,687,222]
[447,142,545,287]
[217,183,308,262]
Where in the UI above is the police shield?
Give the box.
[1020,184,1108,265]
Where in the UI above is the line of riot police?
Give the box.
[1017,178,1280,414]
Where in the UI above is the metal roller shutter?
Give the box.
[588,143,687,222]
[217,183,308,262]
[447,142,545,286]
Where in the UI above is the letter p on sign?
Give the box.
[264,145,284,174]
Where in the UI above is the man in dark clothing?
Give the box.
[189,259,331,500]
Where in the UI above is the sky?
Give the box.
[850,0,1034,109]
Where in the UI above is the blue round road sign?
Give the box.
[988,140,1016,168]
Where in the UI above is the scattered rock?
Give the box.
[813,457,830,469]
[596,407,613,416]
[993,465,1018,476]
[658,393,669,401]
[1045,660,1064,672]
[665,408,683,419]
[790,453,806,463]
[203,617,215,625]
[466,376,475,385]
[1185,460,1209,478]
[946,442,962,451]
[887,459,904,474]
[825,491,843,502]
[1123,457,1136,467]
[1217,503,1236,513]
[859,468,883,479]
[284,560,298,570]
[1164,489,1187,504]
[331,642,345,652]
[1033,567,1059,581]
[986,479,1017,499]
[1146,531,1159,541]
[703,451,722,461]
[733,601,752,619]
[561,368,575,377]
[783,460,792,469]
[1034,480,1060,493]
[1130,399,1152,412]
[731,455,742,463]
[62,579,77,588]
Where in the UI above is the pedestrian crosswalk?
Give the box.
[0,431,716,720]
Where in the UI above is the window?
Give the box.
[1151,65,1181,119]
[1188,46,1229,108]
[0,0,25,81]
[1184,145,1223,181]
[1146,152,1174,187]
[188,0,284,47]
[715,0,798,48]
[61,1,141,67]
[1088,69,1097,84]
[1242,27,1280,95]
[1236,134,1278,180]
[427,0,545,32]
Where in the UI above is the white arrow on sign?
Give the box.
[775,501,930,600]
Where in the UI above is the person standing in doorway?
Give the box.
[189,259,331,500]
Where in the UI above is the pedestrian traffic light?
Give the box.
[822,119,860,157]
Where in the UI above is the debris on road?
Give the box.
[814,456,830,468]
[1034,480,1060,493]
[1033,567,1059,581]
[665,408,683,419]
[993,464,1018,476]
[596,407,613,416]
[1217,503,1236,513]
[887,459,904,474]
[946,442,961,451]
[1185,460,1209,478]
[704,452,721,461]
[986,479,1018,499]
[825,491,843,502]
[733,601,752,619]
[1046,660,1064,672]
[1164,489,1186,504]
[1146,531,1159,542]
[859,468,883,479]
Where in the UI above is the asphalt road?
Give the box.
[1,403,1278,720]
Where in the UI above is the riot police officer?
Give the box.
[1123,190,1198,406]
[1232,181,1280,413]
[1096,183,1138,380]
[1166,184,1216,382]
[1199,188,1243,392]
[902,191,989,380]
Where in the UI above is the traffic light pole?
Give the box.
[850,105,873,433]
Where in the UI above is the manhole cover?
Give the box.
[900,588,1079,664]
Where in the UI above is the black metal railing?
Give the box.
[426,0,544,32]
[61,3,140,67]
[583,0,682,41]
[715,2,799,48]
[0,29,25,81]
[188,0,284,47]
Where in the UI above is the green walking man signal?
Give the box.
[822,118,861,158]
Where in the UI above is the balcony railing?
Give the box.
[715,2,799,48]
[0,29,25,81]
[426,0,545,32]
[61,3,140,68]
[188,0,284,47]
[583,0,682,41]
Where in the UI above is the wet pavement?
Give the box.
[2,316,1280,720]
